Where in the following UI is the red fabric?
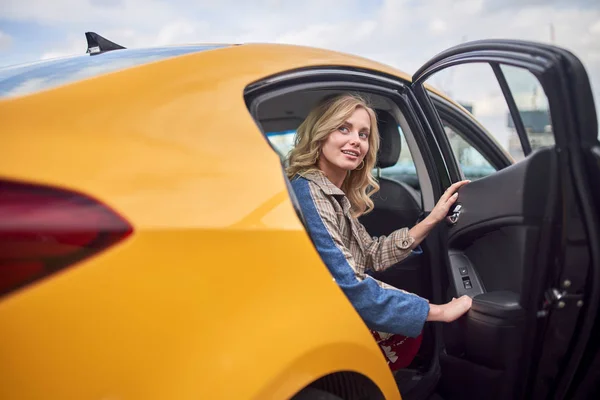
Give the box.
[371,331,423,372]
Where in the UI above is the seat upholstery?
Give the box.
[359,110,422,236]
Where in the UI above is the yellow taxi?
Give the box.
[1,32,599,399]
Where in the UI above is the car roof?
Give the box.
[0,40,471,122]
[0,45,229,99]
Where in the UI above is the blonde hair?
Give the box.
[286,93,380,217]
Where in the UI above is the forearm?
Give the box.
[408,216,438,249]
[426,304,443,321]
[343,277,430,337]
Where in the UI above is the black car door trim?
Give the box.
[413,53,549,86]
[491,62,533,156]
[534,48,600,399]
[411,82,462,183]
[244,66,405,95]
[413,39,560,81]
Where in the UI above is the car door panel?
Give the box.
[440,150,555,400]
[446,148,553,297]
[453,290,526,398]
[466,290,525,368]
[409,40,599,400]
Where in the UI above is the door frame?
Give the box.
[244,68,464,391]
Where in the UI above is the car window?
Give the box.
[266,130,296,162]
[424,63,554,165]
[500,64,555,157]
[373,107,497,184]
[442,122,496,181]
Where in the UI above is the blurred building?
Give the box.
[506,109,553,161]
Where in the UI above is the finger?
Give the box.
[439,197,457,213]
[444,180,467,194]
[449,180,470,191]
[441,187,455,201]
[443,192,459,203]
[443,180,470,200]
[446,192,459,205]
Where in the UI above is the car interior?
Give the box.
[256,88,435,295]
[248,83,565,400]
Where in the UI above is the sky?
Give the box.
[1,0,599,144]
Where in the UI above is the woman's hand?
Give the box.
[427,180,470,224]
[407,179,470,249]
[427,295,473,322]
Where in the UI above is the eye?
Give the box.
[359,131,369,139]
[338,126,349,133]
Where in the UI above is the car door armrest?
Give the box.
[471,290,524,320]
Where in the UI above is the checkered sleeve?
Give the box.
[354,219,415,272]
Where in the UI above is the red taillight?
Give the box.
[0,180,133,296]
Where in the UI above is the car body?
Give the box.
[1,36,599,400]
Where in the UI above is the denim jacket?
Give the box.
[291,170,429,337]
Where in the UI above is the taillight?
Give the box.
[0,179,133,297]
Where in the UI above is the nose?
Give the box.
[349,131,360,146]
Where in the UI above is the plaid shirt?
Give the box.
[291,170,429,337]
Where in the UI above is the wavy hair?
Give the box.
[286,93,380,217]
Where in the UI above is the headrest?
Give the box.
[375,110,401,168]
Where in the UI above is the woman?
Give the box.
[287,93,472,371]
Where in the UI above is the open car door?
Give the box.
[409,40,600,399]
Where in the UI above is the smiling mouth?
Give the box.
[342,150,360,157]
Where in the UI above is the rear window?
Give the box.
[0,45,227,99]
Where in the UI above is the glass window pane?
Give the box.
[500,64,554,156]
[443,123,496,181]
[425,63,525,160]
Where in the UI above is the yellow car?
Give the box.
[1,33,599,400]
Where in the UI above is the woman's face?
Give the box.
[318,106,371,177]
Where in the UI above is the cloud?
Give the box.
[429,18,448,34]
[154,20,210,46]
[1,0,180,27]
[90,0,124,6]
[1,0,599,139]
[0,31,13,51]
[40,35,85,60]
[275,20,377,49]
[482,0,599,11]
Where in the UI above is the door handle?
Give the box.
[446,204,462,225]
